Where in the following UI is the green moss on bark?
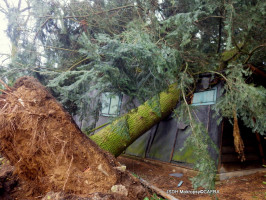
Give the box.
[89,84,180,157]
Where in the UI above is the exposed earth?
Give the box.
[117,156,266,200]
[0,154,265,199]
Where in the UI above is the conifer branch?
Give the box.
[0,80,11,91]
[196,15,225,22]
[42,45,79,53]
[66,57,90,71]
[38,4,142,19]
[243,44,266,64]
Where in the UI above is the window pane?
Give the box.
[101,92,121,116]
[109,95,120,115]
[192,88,217,106]
[101,92,111,115]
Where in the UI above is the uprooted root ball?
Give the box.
[0,77,148,199]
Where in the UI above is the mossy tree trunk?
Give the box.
[90,84,180,157]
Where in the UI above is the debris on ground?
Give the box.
[118,156,266,200]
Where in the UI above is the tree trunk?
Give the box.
[90,83,180,157]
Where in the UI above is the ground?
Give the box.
[0,156,265,200]
[117,156,266,200]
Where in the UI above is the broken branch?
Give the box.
[0,80,12,91]
[244,43,266,64]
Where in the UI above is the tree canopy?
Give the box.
[0,0,265,190]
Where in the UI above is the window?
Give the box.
[101,92,122,116]
[192,88,217,106]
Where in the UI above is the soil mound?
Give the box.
[0,77,148,199]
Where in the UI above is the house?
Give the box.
[75,73,266,179]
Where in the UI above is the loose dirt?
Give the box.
[117,156,266,200]
[0,77,149,199]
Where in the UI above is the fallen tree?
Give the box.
[0,77,152,199]
[90,83,180,156]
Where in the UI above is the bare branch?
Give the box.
[18,0,22,10]
[244,43,266,64]
[37,4,141,19]
[3,0,9,9]
[20,6,31,13]
[66,56,89,71]
[42,45,79,52]
[216,9,224,53]
[0,89,8,94]
[0,6,7,14]
[33,18,51,41]
[0,80,11,91]
[20,0,31,12]
[196,15,225,23]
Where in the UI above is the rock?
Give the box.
[114,165,126,172]
[111,184,128,196]
[42,192,62,200]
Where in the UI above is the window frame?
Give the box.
[192,87,217,106]
[100,92,123,117]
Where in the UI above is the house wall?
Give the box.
[84,79,223,168]
[73,90,100,130]
[74,77,264,172]
[124,82,223,168]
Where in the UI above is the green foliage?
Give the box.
[162,10,203,47]
[144,193,165,200]
[174,70,218,189]
[215,65,266,135]
[263,165,266,186]
[131,172,140,178]
[77,25,181,103]
[186,121,218,189]
[47,70,93,117]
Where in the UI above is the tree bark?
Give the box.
[90,84,180,157]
